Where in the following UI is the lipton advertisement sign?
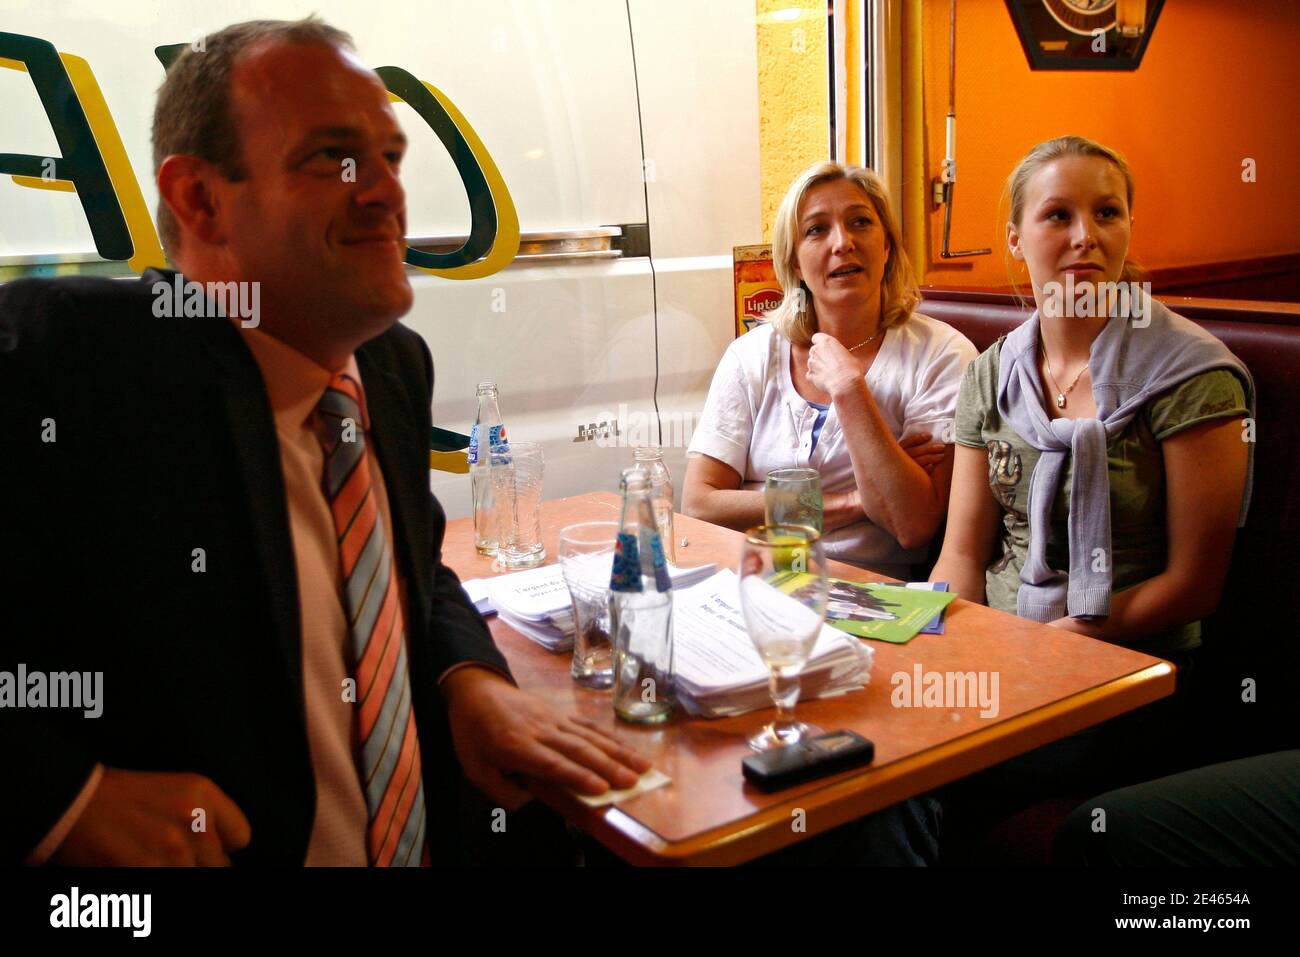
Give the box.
[733,243,781,337]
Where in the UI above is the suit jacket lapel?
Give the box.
[189,317,427,727]
[357,348,431,632]
[197,318,305,715]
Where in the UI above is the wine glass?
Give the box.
[737,524,829,751]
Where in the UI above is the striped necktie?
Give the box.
[315,372,427,867]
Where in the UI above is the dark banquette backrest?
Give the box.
[920,289,1300,762]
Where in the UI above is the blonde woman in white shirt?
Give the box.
[684,162,977,578]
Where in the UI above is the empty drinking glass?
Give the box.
[558,521,618,688]
[490,441,546,570]
[764,467,823,534]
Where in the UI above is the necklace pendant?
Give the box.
[1056,393,1067,409]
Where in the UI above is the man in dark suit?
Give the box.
[0,17,647,866]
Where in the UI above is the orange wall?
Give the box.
[918,0,1300,288]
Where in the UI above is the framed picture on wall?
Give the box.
[1005,0,1165,71]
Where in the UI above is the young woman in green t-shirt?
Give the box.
[931,136,1250,653]
[929,137,1255,847]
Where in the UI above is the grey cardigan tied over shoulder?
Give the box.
[995,294,1256,622]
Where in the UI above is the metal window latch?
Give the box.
[933,0,990,260]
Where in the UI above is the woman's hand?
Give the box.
[806,332,868,401]
[900,432,946,474]
[822,489,866,532]
[1047,616,1104,638]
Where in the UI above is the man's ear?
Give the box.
[1006,221,1024,262]
[157,154,227,246]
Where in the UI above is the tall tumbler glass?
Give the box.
[764,467,823,534]
[559,521,618,688]
[490,441,546,570]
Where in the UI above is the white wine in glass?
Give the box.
[737,524,829,752]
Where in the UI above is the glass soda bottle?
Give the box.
[469,381,507,555]
[609,466,674,724]
[633,446,677,566]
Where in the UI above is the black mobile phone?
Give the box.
[741,730,875,791]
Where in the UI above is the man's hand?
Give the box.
[900,432,946,474]
[442,667,652,810]
[50,769,251,866]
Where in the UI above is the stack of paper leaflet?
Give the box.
[671,569,873,717]
[466,565,873,719]
[466,561,720,653]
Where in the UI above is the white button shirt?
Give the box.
[688,315,976,578]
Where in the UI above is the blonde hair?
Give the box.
[768,162,919,347]
[1004,135,1145,295]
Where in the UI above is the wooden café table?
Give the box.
[443,491,1174,866]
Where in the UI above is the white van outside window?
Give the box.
[0,0,762,514]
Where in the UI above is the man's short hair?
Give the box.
[151,17,354,256]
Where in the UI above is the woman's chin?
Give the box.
[813,286,879,313]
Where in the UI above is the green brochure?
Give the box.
[771,573,957,644]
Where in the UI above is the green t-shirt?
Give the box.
[954,338,1249,658]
